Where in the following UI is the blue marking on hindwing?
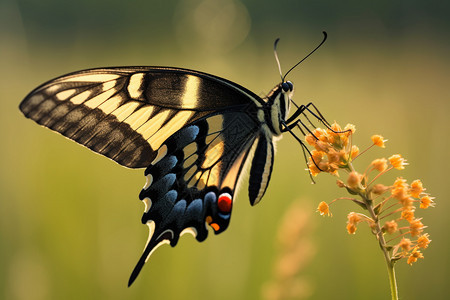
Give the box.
[150,173,176,197]
[218,213,231,219]
[204,191,217,206]
[163,189,178,205]
[171,125,199,150]
[186,199,203,218]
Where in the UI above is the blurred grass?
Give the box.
[1,0,449,299]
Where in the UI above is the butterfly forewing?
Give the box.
[19,67,263,168]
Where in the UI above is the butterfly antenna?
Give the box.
[274,38,284,82]
[283,31,328,81]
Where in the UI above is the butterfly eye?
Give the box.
[282,81,294,92]
[286,81,294,91]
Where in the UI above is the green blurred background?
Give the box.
[1,0,449,299]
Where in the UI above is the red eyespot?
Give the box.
[218,193,232,213]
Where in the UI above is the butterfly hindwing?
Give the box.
[129,111,261,285]
[19,67,263,168]
[248,133,275,205]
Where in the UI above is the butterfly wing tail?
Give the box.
[127,238,155,287]
[128,222,172,287]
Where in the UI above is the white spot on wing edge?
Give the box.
[151,144,168,165]
[143,174,153,190]
[144,221,155,249]
[180,227,198,238]
[143,221,171,263]
[142,197,152,213]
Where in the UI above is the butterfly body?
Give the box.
[20,66,295,285]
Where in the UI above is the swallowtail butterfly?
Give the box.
[19,33,328,286]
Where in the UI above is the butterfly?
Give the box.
[19,33,328,286]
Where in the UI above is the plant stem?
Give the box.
[386,261,399,300]
[363,191,399,300]
[348,162,399,299]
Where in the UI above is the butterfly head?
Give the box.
[279,80,294,120]
[281,80,294,93]
[264,80,294,135]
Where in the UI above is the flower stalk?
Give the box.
[310,123,434,300]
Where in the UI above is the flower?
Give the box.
[317,201,331,216]
[397,238,412,252]
[346,212,361,234]
[344,123,356,134]
[314,140,329,152]
[391,178,412,207]
[409,219,424,237]
[347,171,362,189]
[328,122,342,134]
[417,234,431,249]
[407,248,424,265]
[389,154,408,170]
[346,223,357,234]
[305,134,317,146]
[336,180,345,188]
[383,220,398,234]
[308,162,321,176]
[420,195,435,209]
[371,184,389,195]
[409,180,424,198]
[372,158,388,172]
[310,150,324,164]
[371,135,387,148]
[350,145,359,159]
[401,208,415,222]
[313,128,327,140]
[393,177,408,189]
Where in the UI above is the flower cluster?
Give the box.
[305,122,357,176]
[309,122,434,266]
